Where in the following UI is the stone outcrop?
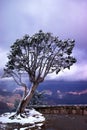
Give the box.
[32,105,87,115]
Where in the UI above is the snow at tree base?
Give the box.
[0,108,45,129]
[2,30,76,117]
[0,30,76,129]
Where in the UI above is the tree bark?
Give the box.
[16,83,38,115]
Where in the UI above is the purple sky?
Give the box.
[0,0,87,81]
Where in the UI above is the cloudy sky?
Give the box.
[0,0,87,81]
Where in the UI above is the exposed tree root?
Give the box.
[9,113,18,119]
[9,110,29,119]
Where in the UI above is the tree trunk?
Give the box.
[16,83,38,115]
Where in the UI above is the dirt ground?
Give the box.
[43,114,87,130]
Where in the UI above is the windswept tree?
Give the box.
[29,90,45,106]
[3,30,76,117]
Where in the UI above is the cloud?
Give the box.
[66,89,87,96]
[47,62,87,81]
[0,48,8,68]
[46,43,87,81]
[56,88,87,99]
[44,90,53,96]
[13,87,25,93]
[57,90,65,99]
[1,0,87,47]
[0,0,87,81]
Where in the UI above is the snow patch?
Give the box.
[0,108,45,129]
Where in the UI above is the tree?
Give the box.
[29,90,45,106]
[14,91,45,110]
[3,30,76,118]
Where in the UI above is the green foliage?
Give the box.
[29,90,45,105]
[2,30,77,112]
[14,99,20,109]
[4,30,76,84]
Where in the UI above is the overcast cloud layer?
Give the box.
[0,0,87,81]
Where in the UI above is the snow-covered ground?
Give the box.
[0,108,45,129]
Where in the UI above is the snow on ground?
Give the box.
[0,108,45,129]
